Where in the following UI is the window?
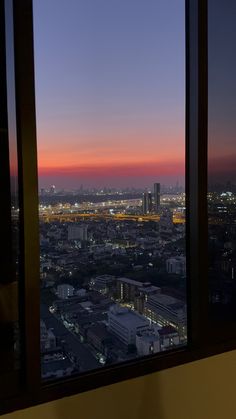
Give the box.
[33,0,186,381]
[0,0,21,397]
[208,0,236,328]
[1,0,236,415]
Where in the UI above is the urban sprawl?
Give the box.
[39,182,187,379]
[38,182,236,379]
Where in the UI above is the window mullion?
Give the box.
[187,0,209,348]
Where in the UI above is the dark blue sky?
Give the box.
[33,0,185,189]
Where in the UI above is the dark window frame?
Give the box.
[1,0,236,415]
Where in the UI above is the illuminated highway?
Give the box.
[39,211,185,224]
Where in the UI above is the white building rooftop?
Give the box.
[109,305,150,328]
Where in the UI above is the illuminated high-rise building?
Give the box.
[50,184,56,194]
[142,192,152,214]
[154,183,160,213]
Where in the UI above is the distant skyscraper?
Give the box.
[154,183,160,213]
[50,185,56,194]
[142,192,152,214]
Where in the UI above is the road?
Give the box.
[39,211,185,224]
[41,303,100,372]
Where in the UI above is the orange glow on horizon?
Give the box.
[36,122,185,184]
[38,159,184,178]
[37,132,185,173]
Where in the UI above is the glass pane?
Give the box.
[0,0,21,384]
[208,0,236,321]
[33,0,186,380]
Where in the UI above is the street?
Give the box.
[41,303,100,372]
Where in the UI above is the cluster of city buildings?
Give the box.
[41,267,186,377]
[38,183,236,377]
[41,272,186,378]
[40,185,187,377]
[208,190,236,310]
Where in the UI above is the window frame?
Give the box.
[2,0,236,415]
[0,0,24,401]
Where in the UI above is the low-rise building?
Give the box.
[87,324,112,355]
[40,320,57,352]
[116,277,143,301]
[144,293,187,337]
[90,274,116,295]
[68,224,88,241]
[166,256,186,275]
[136,326,160,356]
[108,305,150,346]
[159,326,180,350]
[56,284,74,299]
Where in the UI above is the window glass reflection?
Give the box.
[208,0,236,320]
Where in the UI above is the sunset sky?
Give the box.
[208,0,236,185]
[33,0,185,189]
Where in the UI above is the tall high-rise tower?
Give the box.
[154,183,160,213]
[142,192,152,214]
[50,185,56,194]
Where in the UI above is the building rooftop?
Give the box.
[79,301,93,310]
[109,306,150,328]
[148,293,185,307]
[117,277,143,287]
[41,355,75,377]
[136,327,160,339]
[139,286,161,294]
[87,324,112,341]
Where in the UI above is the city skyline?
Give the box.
[38,162,185,190]
[38,180,184,194]
[33,0,185,189]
